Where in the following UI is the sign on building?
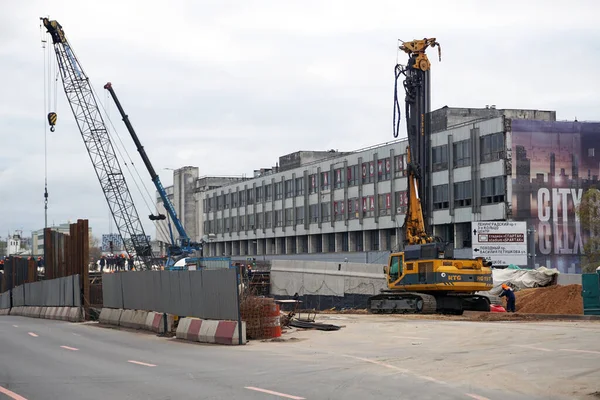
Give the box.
[471,221,528,266]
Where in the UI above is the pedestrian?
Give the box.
[127,255,134,271]
[499,283,516,312]
[99,256,106,272]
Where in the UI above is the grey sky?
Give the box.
[1,0,598,241]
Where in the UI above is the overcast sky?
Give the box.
[1,0,598,241]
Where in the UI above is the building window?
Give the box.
[454,181,472,208]
[256,212,263,229]
[453,140,471,168]
[255,186,263,202]
[379,158,391,180]
[433,184,449,210]
[239,190,246,206]
[275,181,283,200]
[216,195,223,210]
[247,214,255,230]
[285,208,293,225]
[284,179,294,198]
[309,204,319,223]
[246,188,254,205]
[232,192,238,208]
[347,165,358,186]
[589,148,595,157]
[265,184,272,201]
[481,132,505,163]
[265,211,272,228]
[432,145,448,171]
[378,193,392,216]
[275,210,283,227]
[309,174,317,194]
[296,206,304,224]
[225,217,230,232]
[334,168,343,189]
[224,193,230,209]
[321,202,330,222]
[481,176,505,204]
[321,171,330,190]
[394,154,406,177]
[361,162,374,183]
[231,216,237,231]
[239,215,245,230]
[295,177,304,196]
[362,196,375,217]
[333,201,345,221]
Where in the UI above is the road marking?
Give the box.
[60,346,79,351]
[27,332,38,337]
[560,348,600,355]
[127,360,156,367]
[0,385,28,400]
[342,354,449,384]
[466,394,491,400]
[393,335,426,340]
[12,325,18,328]
[72,333,81,336]
[512,344,552,352]
[244,387,305,400]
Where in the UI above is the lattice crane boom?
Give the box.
[42,18,153,269]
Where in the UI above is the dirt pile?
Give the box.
[514,284,583,315]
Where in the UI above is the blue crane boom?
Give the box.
[103,83,202,259]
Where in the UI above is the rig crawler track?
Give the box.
[368,292,437,314]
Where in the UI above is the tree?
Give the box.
[89,236,102,264]
[576,188,600,273]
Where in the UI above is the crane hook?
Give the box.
[47,112,57,132]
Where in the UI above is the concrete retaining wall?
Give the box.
[100,308,175,334]
[270,259,387,309]
[557,273,582,286]
[176,317,246,345]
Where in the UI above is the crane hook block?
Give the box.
[47,112,57,132]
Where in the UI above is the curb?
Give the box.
[176,317,246,345]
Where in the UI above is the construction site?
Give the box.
[1,6,600,400]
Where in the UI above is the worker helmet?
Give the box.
[501,284,509,290]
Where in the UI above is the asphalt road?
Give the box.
[0,316,558,400]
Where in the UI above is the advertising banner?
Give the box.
[511,119,600,272]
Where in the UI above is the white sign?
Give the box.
[472,221,528,266]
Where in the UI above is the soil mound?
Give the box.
[514,284,583,315]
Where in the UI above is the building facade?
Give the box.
[158,106,598,273]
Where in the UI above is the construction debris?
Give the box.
[514,284,583,315]
[289,319,341,331]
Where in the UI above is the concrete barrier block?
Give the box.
[132,310,149,330]
[176,317,200,341]
[215,320,246,345]
[34,307,42,318]
[68,307,82,322]
[120,309,136,328]
[146,312,174,333]
[110,309,123,326]
[198,320,220,344]
[145,312,157,331]
[99,308,111,324]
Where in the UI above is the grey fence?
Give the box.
[0,291,10,309]
[8,275,81,308]
[103,270,239,321]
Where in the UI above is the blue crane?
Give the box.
[103,83,203,266]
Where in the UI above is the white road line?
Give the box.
[512,344,553,352]
[466,394,491,400]
[12,325,18,328]
[393,335,426,340]
[0,385,28,400]
[60,346,79,351]
[560,348,600,355]
[244,387,305,400]
[72,333,81,336]
[127,360,157,367]
[343,354,410,374]
[27,332,38,337]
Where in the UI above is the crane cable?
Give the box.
[41,22,49,231]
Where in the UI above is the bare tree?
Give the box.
[576,188,600,273]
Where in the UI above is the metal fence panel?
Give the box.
[102,273,124,309]
[73,275,82,307]
[0,291,10,309]
[193,269,238,320]
[178,271,193,317]
[12,285,25,307]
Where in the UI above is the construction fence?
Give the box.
[44,219,90,280]
[10,275,82,307]
[102,269,239,321]
[1,256,38,292]
[0,291,10,309]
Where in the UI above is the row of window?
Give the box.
[204,156,408,212]
[203,192,409,234]
[432,133,505,171]
[432,177,505,210]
